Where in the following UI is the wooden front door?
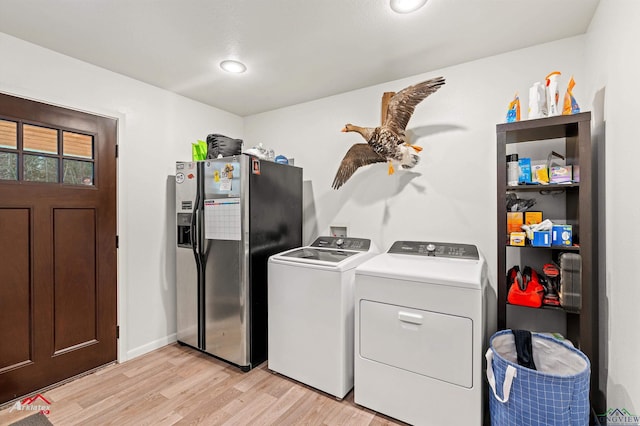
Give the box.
[0,93,117,404]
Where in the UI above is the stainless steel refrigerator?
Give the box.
[175,154,302,371]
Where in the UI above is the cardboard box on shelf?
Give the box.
[550,165,572,183]
[531,231,551,247]
[507,212,524,234]
[510,232,526,246]
[552,225,573,246]
[524,211,543,225]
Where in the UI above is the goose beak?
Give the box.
[341,127,348,132]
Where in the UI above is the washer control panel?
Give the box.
[311,236,371,251]
[388,241,479,260]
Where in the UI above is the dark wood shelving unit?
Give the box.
[496,112,603,414]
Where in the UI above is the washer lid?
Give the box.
[270,237,378,269]
[278,247,359,264]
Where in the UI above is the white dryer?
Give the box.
[268,236,379,399]
[354,241,488,426]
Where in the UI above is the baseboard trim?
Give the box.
[126,333,177,360]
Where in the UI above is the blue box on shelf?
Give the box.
[531,231,552,247]
[552,225,573,246]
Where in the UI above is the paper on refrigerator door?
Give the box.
[204,198,241,240]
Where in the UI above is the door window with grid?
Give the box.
[0,118,95,185]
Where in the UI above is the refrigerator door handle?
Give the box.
[191,205,199,259]
[191,188,203,270]
[193,178,205,349]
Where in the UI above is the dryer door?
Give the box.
[359,300,473,388]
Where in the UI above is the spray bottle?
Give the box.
[546,71,561,116]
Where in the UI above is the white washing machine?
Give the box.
[354,241,488,426]
[268,236,379,399]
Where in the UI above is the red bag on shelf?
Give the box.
[507,266,545,308]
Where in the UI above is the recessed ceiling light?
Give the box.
[390,0,428,13]
[220,60,247,74]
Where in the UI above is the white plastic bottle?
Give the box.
[546,71,561,116]
[528,82,547,119]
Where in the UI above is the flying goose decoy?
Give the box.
[331,76,445,190]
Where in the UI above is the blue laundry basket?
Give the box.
[486,330,591,426]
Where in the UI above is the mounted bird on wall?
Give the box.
[331,76,445,190]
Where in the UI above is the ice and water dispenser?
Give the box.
[177,213,193,248]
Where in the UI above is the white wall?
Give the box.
[584,0,640,414]
[0,32,244,361]
[244,36,587,337]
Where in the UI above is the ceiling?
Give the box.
[0,0,600,117]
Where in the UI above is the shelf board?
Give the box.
[506,302,566,312]
[497,112,591,143]
[505,244,580,251]
[506,183,579,192]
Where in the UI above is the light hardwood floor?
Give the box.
[0,343,406,425]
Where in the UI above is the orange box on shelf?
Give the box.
[525,211,543,225]
[507,212,524,234]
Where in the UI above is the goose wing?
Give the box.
[383,76,445,137]
[332,143,386,189]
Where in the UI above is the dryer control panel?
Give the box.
[388,241,479,260]
[311,236,371,251]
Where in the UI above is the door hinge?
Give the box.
[116,325,120,339]
[116,235,119,249]
[115,144,119,158]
